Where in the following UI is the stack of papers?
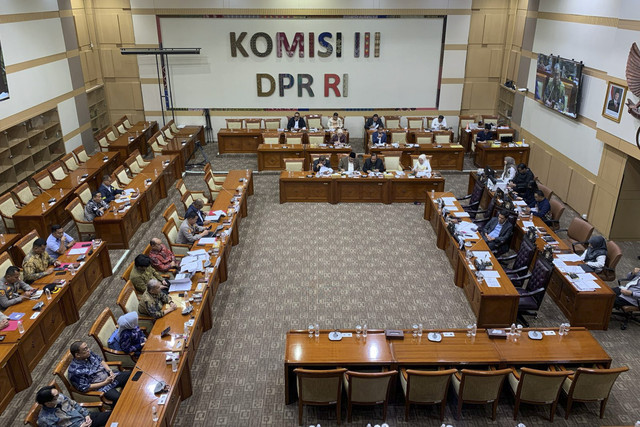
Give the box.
[442,197,457,206]
[168,279,192,293]
[558,253,581,262]
[179,253,211,273]
[522,221,535,228]
[473,251,492,264]
[206,210,226,221]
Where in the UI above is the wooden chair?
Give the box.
[0,193,19,232]
[245,118,263,129]
[225,118,244,129]
[73,146,90,163]
[451,368,511,420]
[406,117,424,129]
[162,126,174,140]
[306,131,325,147]
[343,370,396,422]
[264,118,281,129]
[48,161,67,182]
[96,133,110,152]
[305,114,323,129]
[162,218,191,256]
[65,197,95,240]
[414,131,434,145]
[12,181,37,206]
[114,165,132,187]
[459,114,477,134]
[385,115,400,128]
[283,158,304,172]
[598,241,622,282]
[425,116,435,129]
[558,217,594,254]
[203,171,220,202]
[559,365,628,419]
[0,253,16,280]
[409,154,433,170]
[132,149,150,168]
[433,130,453,144]
[32,169,55,191]
[482,114,499,123]
[389,129,408,144]
[14,230,40,262]
[497,129,514,142]
[120,115,133,130]
[163,203,183,227]
[175,179,209,205]
[383,151,404,171]
[262,132,281,145]
[116,122,126,135]
[294,368,346,425]
[285,132,304,145]
[181,191,211,213]
[116,282,155,331]
[73,183,92,208]
[150,139,163,155]
[89,307,137,369]
[124,156,142,176]
[548,199,565,231]
[106,127,119,142]
[61,153,80,172]
[400,368,457,421]
[156,132,169,146]
[23,381,105,426]
[508,367,572,421]
[53,352,121,405]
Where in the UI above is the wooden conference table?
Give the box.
[284,327,611,404]
[219,129,350,154]
[474,141,530,169]
[280,171,445,204]
[369,143,465,171]
[0,233,22,265]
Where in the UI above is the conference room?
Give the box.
[1,1,640,426]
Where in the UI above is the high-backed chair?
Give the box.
[558,218,594,254]
[410,155,433,170]
[162,126,174,140]
[121,115,133,129]
[162,218,191,256]
[264,118,281,129]
[32,169,55,191]
[294,368,346,425]
[150,139,163,155]
[175,179,209,205]
[499,235,537,277]
[406,117,424,129]
[245,118,262,129]
[89,307,137,369]
[14,230,40,262]
[116,122,126,135]
[96,134,110,152]
[124,156,142,176]
[508,367,572,421]
[383,151,404,171]
[203,171,221,202]
[116,282,156,330]
[451,368,511,420]
[548,199,565,230]
[598,241,622,282]
[12,181,37,206]
[400,368,457,421]
[283,158,304,172]
[262,132,280,145]
[73,146,89,163]
[48,162,67,182]
[458,179,485,214]
[305,114,323,129]
[536,181,554,200]
[162,203,183,226]
[106,128,118,142]
[225,118,243,129]
[496,128,514,141]
[0,253,15,280]
[155,132,168,146]
[132,149,150,168]
[0,193,19,232]
[113,166,131,187]
[389,129,407,144]
[181,191,211,213]
[385,115,400,128]
[343,370,396,422]
[61,153,80,172]
[53,352,122,405]
[65,197,95,240]
[512,255,554,326]
[425,116,435,129]
[560,366,628,419]
[434,130,453,144]
[414,131,434,145]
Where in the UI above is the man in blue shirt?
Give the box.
[525,190,552,223]
[371,128,387,145]
[97,175,123,203]
[46,224,75,260]
[480,211,513,254]
[36,384,111,426]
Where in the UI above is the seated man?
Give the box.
[371,128,387,145]
[509,163,536,204]
[431,115,447,130]
[23,238,59,284]
[338,152,361,173]
[84,191,109,222]
[287,112,306,131]
[330,129,346,145]
[364,114,384,130]
[327,112,343,130]
[480,211,513,254]
[613,268,640,309]
[176,211,209,245]
[97,174,123,203]
[362,153,385,173]
[36,384,112,427]
[476,123,494,142]
[524,190,552,223]
[312,155,331,173]
[138,279,177,319]
[130,254,168,294]
[67,341,131,404]
[0,266,35,309]
[185,198,211,227]
[0,311,9,330]
[46,224,75,261]
[148,238,180,272]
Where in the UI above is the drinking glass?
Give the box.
[314,323,320,337]
[412,324,418,337]
[355,324,362,335]
[308,324,314,337]
[418,323,423,337]
[151,405,159,422]
[516,324,523,337]
[466,324,474,337]
[171,358,178,373]
[363,324,368,337]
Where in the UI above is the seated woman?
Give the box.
[330,129,346,145]
[412,154,432,174]
[580,236,607,273]
[500,156,517,181]
[108,312,146,357]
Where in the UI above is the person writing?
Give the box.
[22,238,60,284]
[312,155,331,173]
[476,123,493,142]
[371,128,387,145]
[130,254,168,294]
[0,266,35,309]
[176,212,209,245]
[431,115,447,130]
[327,112,343,130]
[338,152,361,173]
[148,238,180,272]
[579,236,607,273]
[362,153,385,173]
[412,154,432,174]
[185,198,211,227]
[138,279,177,319]
[97,174,123,203]
[287,112,306,131]
[330,129,346,145]
[364,114,384,130]
[523,190,552,223]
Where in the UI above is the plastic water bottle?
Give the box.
[17,320,24,334]
[45,288,52,300]
[41,202,46,212]
[314,323,320,337]
[59,188,64,198]
[171,357,178,373]
[154,168,158,178]
[151,405,159,422]
[363,324,368,337]
[0,234,5,245]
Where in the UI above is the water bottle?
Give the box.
[431,189,435,198]
[45,288,52,300]
[17,320,24,334]
[418,323,423,337]
[184,321,189,339]
[171,357,178,373]
[59,188,64,198]
[471,323,477,337]
[314,323,320,337]
[151,405,159,422]
[363,324,368,337]
[0,234,5,245]
[41,202,46,212]
[154,168,158,178]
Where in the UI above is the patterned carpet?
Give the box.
[1,139,639,426]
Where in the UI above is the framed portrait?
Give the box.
[602,81,627,123]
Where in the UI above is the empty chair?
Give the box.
[343,370,396,422]
[400,368,457,421]
[150,139,163,155]
[458,179,485,216]
[406,117,424,129]
[548,199,565,230]
[162,127,173,139]
[116,281,156,330]
[508,367,572,421]
[96,134,110,151]
[61,153,80,172]
[14,230,40,262]
[32,169,55,191]
[162,218,191,256]
[305,114,323,129]
[245,118,262,129]
[124,156,142,175]
[385,115,400,128]
[560,365,628,419]
[307,132,325,147]
[0,193,19,232]
[12,181,37,206]
[73,146,89,163]
[121,115,133,129]
[264,118,280,129]
[53,352,122,405]
[434,131,452,144]
[383,151,404,171]
[48,162,67,182]
[65,197,95,240]
[294,368,346,426]
[558,217,595,254]
[162,203,183,226]
[598,241,622,282]
[285,133,304,145]
[262,132,281,145]
[499,234,537,277]
[74,183,92,206]
[451,368,511,420]
[389,129,407,144]
[114,166,132,187]
[133,149,150,168]
[106,128,118,142]
[156,133,168,146]
[175,179,209,204]
[414,131,434,145]
[496,129,514,141]
[89,307,137,369]
[284,158,304,172]
[225,118,243,129]
[116,122,126,134]
[204,171,223,199]
[512,255,554,326]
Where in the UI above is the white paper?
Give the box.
[513,200,527,206]
[453,212,470,218]
[442,332,455,337]
[543,330,556,336]
[187,249,207,256]
[553,259,567,268]
[68,247,89,255]
[198,238,217,244]
[558,254,581,262]
[485,278,501,287]
[442,197,457,205]
[123,189,135,195]
[563,266,583,274]
[522,221,535,228]
[473,251,492,263]
[168,281,192,293]
[480,270,500,278]
[175,273,192,280]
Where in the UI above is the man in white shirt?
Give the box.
[431,115,447,130]
[327,112,343,130]
[613,268,640,308]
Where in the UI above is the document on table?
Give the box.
[563,265,583,274]
[553,259,567,268]
[168,279,192,293]
[442,197,457,206]
[453,212,470,218]
[480,270,500,278]
[197,238,217,244]
[485,278,501,287]
[513,200,527,206]
[522,221,535,228]
[187,249,207,256]
[68,247,89,255]
[558,253,581,262]
[206,210,226,221]
[473,251,492,263]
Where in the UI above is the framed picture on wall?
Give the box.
[602,81,627,123]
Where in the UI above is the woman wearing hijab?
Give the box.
[580,235,607,273]
[108,312,146,356]
[501,156,517,181]
[412,154,432,173]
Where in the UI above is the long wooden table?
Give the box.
[474,142,530,169]
[161,137,195,170]
[110,132,145,160]
[127,120,159,154]
[280,171,445,204]
[369,143,465,171]
[0,233,22,264]
[284,327,611,404]
[257,144,305,170]
[219,129,350,154]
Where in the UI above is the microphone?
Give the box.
[134,368,169,394]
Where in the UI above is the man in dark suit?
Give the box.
[185,199,211,227]
[480,211,513,254]
[287,112,306,131]
[364,114,384,130]
[312,155,331,173]
[607,90,621,113]
[362,153,385,173]
[371,128,387,145]
[98,174,123,203]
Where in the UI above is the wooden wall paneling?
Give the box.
[512,11,526,48]
[118,13,135,44]
[469,81,499,110]
[489,48,504,77]
[96,13,121,44]
[546,156,572,201]
[461,82,473,110]
[468,13,486,42]
[105,82,140,110]
[74,12,91,47]
[110,50,138,78]
[566,172,595,216]
[591,187,617,238]
[506,49,520,81]
[465,47,491,78]
[597,145,626,194]
[483,13,508,44]
[529,143,551,184]
[94,0,131,8]
[99,49,115,78]
[610,158,640,239]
